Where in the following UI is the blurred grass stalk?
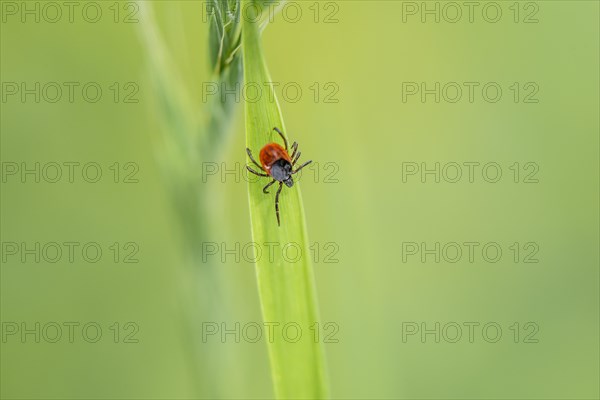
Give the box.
[242,1,329,398]
[136,1,244,397]
[137,1,242,252]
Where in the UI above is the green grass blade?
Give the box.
[241,3,329,399]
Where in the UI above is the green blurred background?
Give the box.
[1,1,598,399]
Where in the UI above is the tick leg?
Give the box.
[292,160,312,174]
[273,127,289,151]
[263,179,276,194]
[292,151,301,165]
[275,181,283,226]
[290,142,298,160]
[246,148,263,170]
[246,165,269,177]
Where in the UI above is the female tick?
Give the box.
[246,127,312,226]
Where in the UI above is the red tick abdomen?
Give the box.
[259,143,291,172]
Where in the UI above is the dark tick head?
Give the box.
[270,159,293,183]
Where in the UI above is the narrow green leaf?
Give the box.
[241,2,329,399]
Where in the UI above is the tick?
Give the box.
[246,127,312,226]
